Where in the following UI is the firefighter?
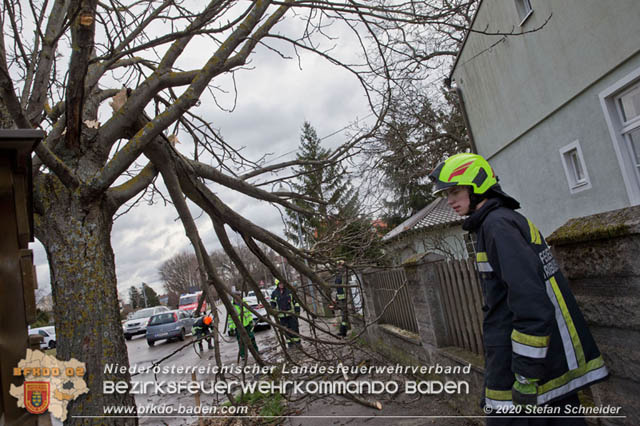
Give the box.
[228,293,259,360]
[270,279,301,347]
[335,262,350,338]
[192,313,214,352]
[430,153,608,425]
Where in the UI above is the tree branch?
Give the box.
[105,160,158,212]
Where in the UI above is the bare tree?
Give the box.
[161,245,278,296]
[0,0,490,422]
[159,251,201,296]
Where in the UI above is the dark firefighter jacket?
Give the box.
[335,274,346,302]
[192,316,212,334]
[463,197,608,409]
[270,287,300,317]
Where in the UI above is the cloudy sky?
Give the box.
[31,10,379,303]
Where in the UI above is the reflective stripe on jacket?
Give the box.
[270,287,300,316]
[228,301,253,330]
[463,198,608,408]
[192,316,212,334]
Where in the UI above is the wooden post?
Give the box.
[191,372,204,426]
[0,129,44,426]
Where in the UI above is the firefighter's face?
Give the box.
[445,186,470,216]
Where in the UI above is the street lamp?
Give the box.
[141,283,149,308]
[280,256,289,282]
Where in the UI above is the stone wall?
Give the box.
[547,205,640,425]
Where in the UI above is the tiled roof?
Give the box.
[382,197,465,242]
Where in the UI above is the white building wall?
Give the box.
[454,0,640,156]
[452,0,640,235]
[385,225,469,265]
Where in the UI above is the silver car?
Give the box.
[123,306,169,340]
[146,310,195,346]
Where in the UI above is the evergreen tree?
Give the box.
[380,114,434,229]
[142,283,161,306]
[379,89,470,229]
[285,122,381,263]
[30,309,51,328]
[128,286,142,309]
[284,122,351,246]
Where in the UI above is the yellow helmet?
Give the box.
[429,153,497,195]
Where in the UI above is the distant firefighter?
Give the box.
[270,279,301,347]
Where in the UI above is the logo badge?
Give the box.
[24,381,50,414]
[448,161,474,181]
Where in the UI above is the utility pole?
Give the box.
[278,181,319,313]
[141,283,148,308]
[294,211,318,313]
[280,256,289,282]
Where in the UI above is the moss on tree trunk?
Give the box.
[36,174,137,425]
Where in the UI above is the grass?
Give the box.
[258,392,284,418]
[224,391,285,423]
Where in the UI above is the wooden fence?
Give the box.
[435,258,484,355]
[364,268,419,334]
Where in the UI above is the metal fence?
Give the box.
[364,268,419,334]
[435,258,484,355]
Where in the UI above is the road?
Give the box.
[126,311,275,426]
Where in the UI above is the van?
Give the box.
[29,326,56,349]
[178,291,207,315]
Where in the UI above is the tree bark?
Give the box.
[35,174,137,426]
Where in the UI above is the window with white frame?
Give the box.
[617,85,640,177]
[559,140,591,194]
[600,68,640,205]
[514,0,533,25]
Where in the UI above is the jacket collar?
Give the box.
[462,198,503,232]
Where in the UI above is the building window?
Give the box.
[600,68,640,205]
[559,140,591,194]
[463,232,476,259]
[514,0,533,25]
[617,86,640,184]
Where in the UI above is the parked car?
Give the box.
[29,326,56,349]
[247,289,271,302]
[146,310,195,346]
[123,306,169,340]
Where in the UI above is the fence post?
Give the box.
[359,268,380,341]
[402,253,450,361]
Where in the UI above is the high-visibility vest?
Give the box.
[228,300,253,330]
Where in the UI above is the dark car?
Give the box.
[146,310,195,346]
[123,306,169,340]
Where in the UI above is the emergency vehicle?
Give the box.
[178,291,207,315]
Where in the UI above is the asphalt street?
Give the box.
[126,312,275,426]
